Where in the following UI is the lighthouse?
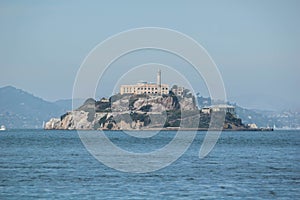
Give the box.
[157,69,161,95]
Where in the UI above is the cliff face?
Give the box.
[45,93,195,130]
[45,110,110,130]
[45,93,245,130]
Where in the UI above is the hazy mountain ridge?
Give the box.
[0,86,67,128]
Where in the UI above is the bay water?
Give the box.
[0,130,299,199]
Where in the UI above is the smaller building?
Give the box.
[100,98,110,103]
[201,104,236,115]
[247,123,258,129]
[201,107,211,114]
[171,86,184,97]
[211,105,235,114]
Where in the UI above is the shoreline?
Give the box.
[44,127,274,131]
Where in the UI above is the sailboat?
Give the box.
[0,125,6,131]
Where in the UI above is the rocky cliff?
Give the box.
[45,92,245,130]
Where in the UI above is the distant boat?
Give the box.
[0,125,6,131]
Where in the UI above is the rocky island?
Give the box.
[45,91,253,131]
[45,70,271,131]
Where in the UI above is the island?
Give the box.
[45,70,272,131]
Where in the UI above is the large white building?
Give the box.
[120,70,169,95]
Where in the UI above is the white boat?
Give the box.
[0,125,6,131]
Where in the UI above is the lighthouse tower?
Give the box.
[157,69,161,95]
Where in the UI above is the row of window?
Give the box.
[137,87,168,90]
[141,91,168,94]
[123,87,169,92]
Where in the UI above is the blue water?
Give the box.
[0,130,299,199]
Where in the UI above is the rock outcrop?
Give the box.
[45,92,246,130]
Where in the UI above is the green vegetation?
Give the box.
[139,105,152,112]
[128,94,148,109]
[164,110,181,127]
[130,112,151,126]
[86,109,95,122]
[107,123,113,130]
[95,101,111,112]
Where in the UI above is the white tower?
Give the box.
[157,69,161,95]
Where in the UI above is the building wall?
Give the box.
[120,83,169,95]
[171,86,184,96]
[201,105,236,115]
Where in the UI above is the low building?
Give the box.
[201,107,211,114]
[201,104,236,115]
[171,86,184,97]
[247,123,258,129]
[210,104,235,114]
[100,98,110,103]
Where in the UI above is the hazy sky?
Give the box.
[0,0,299,111]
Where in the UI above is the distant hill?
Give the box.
[0,86,68,129]
[54,98,85,112]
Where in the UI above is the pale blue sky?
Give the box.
[0,0,299,110]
